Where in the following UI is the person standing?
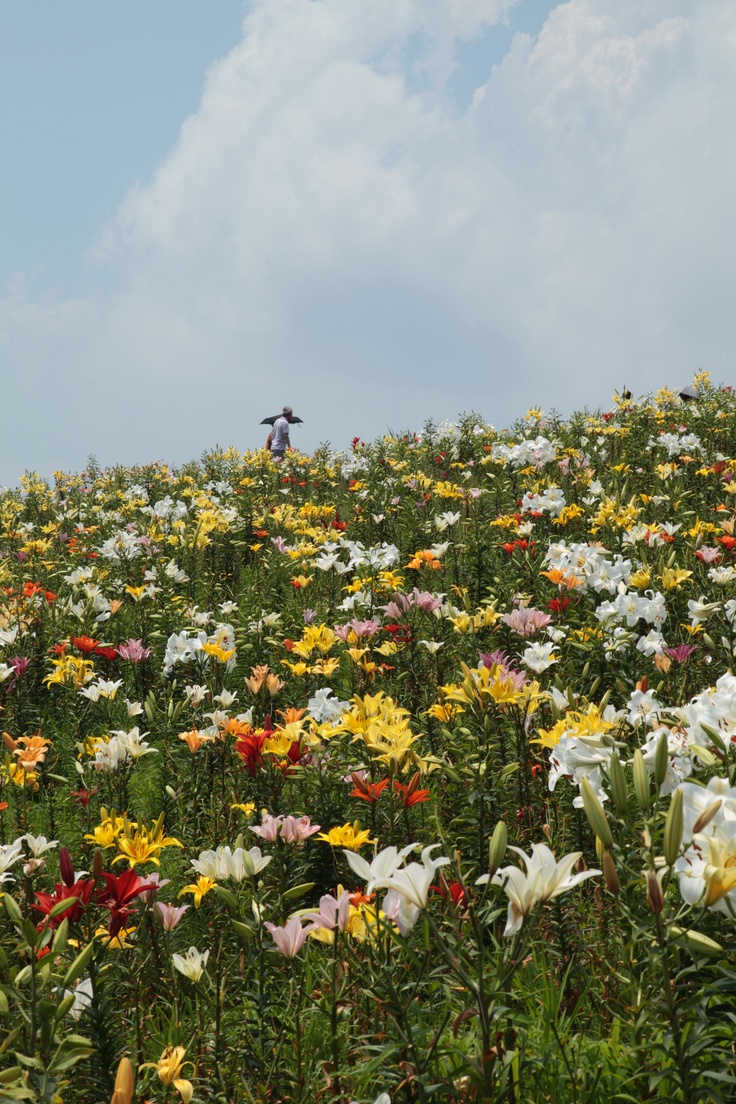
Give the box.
[269,406,292,461]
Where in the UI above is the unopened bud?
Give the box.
[110,1056,134,1104]
[2,732,17,752]
[603,851,619,895]
[580,777,613,849]
[489,820,508,874]
[646,869,664,914]
[669,925,722,957]
[92,849,104,881]
[58,846,75,888]
[663,789,684,867]
[653,731,669,787]
[607,753,628,817]
[633,750,650,811]
[692,798,722,836]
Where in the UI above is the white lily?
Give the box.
[370,845,450,909]
[172,946,209,983]
[344,843,417,889]
[488,843,600,937]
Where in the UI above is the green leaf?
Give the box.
[50,1047,95,1072]
[2,897,22,926]
[62,942,95,989]
[0,1027,22,1055]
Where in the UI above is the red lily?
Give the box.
[393,773,430,808]
[548,597,570,614]
[235,730,267,776]
[349,774,390,803]
[97,869,147,936]
[33,879,95,928]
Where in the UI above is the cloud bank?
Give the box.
[2,0,734,482]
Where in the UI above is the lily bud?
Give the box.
[669,925,722,957]
[653,731,669,787]
[58,846,75,888]
[663,789,684,867]
[633,750,650,811]
[580,777,613,849]
[92,848,104,881]
[607,753,628,817]
[692,798,722,835]
[595,835,605,863]
[110,1056,134,1104]
[646,869,664,914]
[488,820,507,874]
[603,851,619,895]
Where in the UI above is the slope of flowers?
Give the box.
[1,373,736,1102]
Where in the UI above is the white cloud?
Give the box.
[2,0,734,483]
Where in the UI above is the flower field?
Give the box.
[3,375,736,1103]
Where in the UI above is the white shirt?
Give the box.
[271,416,290,450]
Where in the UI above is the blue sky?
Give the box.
[1,0,733,484]
[1,0,553,294]
[1,2,246,294]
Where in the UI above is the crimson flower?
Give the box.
[548,597,570,614]
[97,869,148,935]
[33,879,95,928]
[71,787,99,806]
[384,623,411,643]
[431,875,469,908]
[235,731,267,776]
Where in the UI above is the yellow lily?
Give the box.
[317,821,375,851]
[178,876,217,908]
[142,1045,194,1102]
